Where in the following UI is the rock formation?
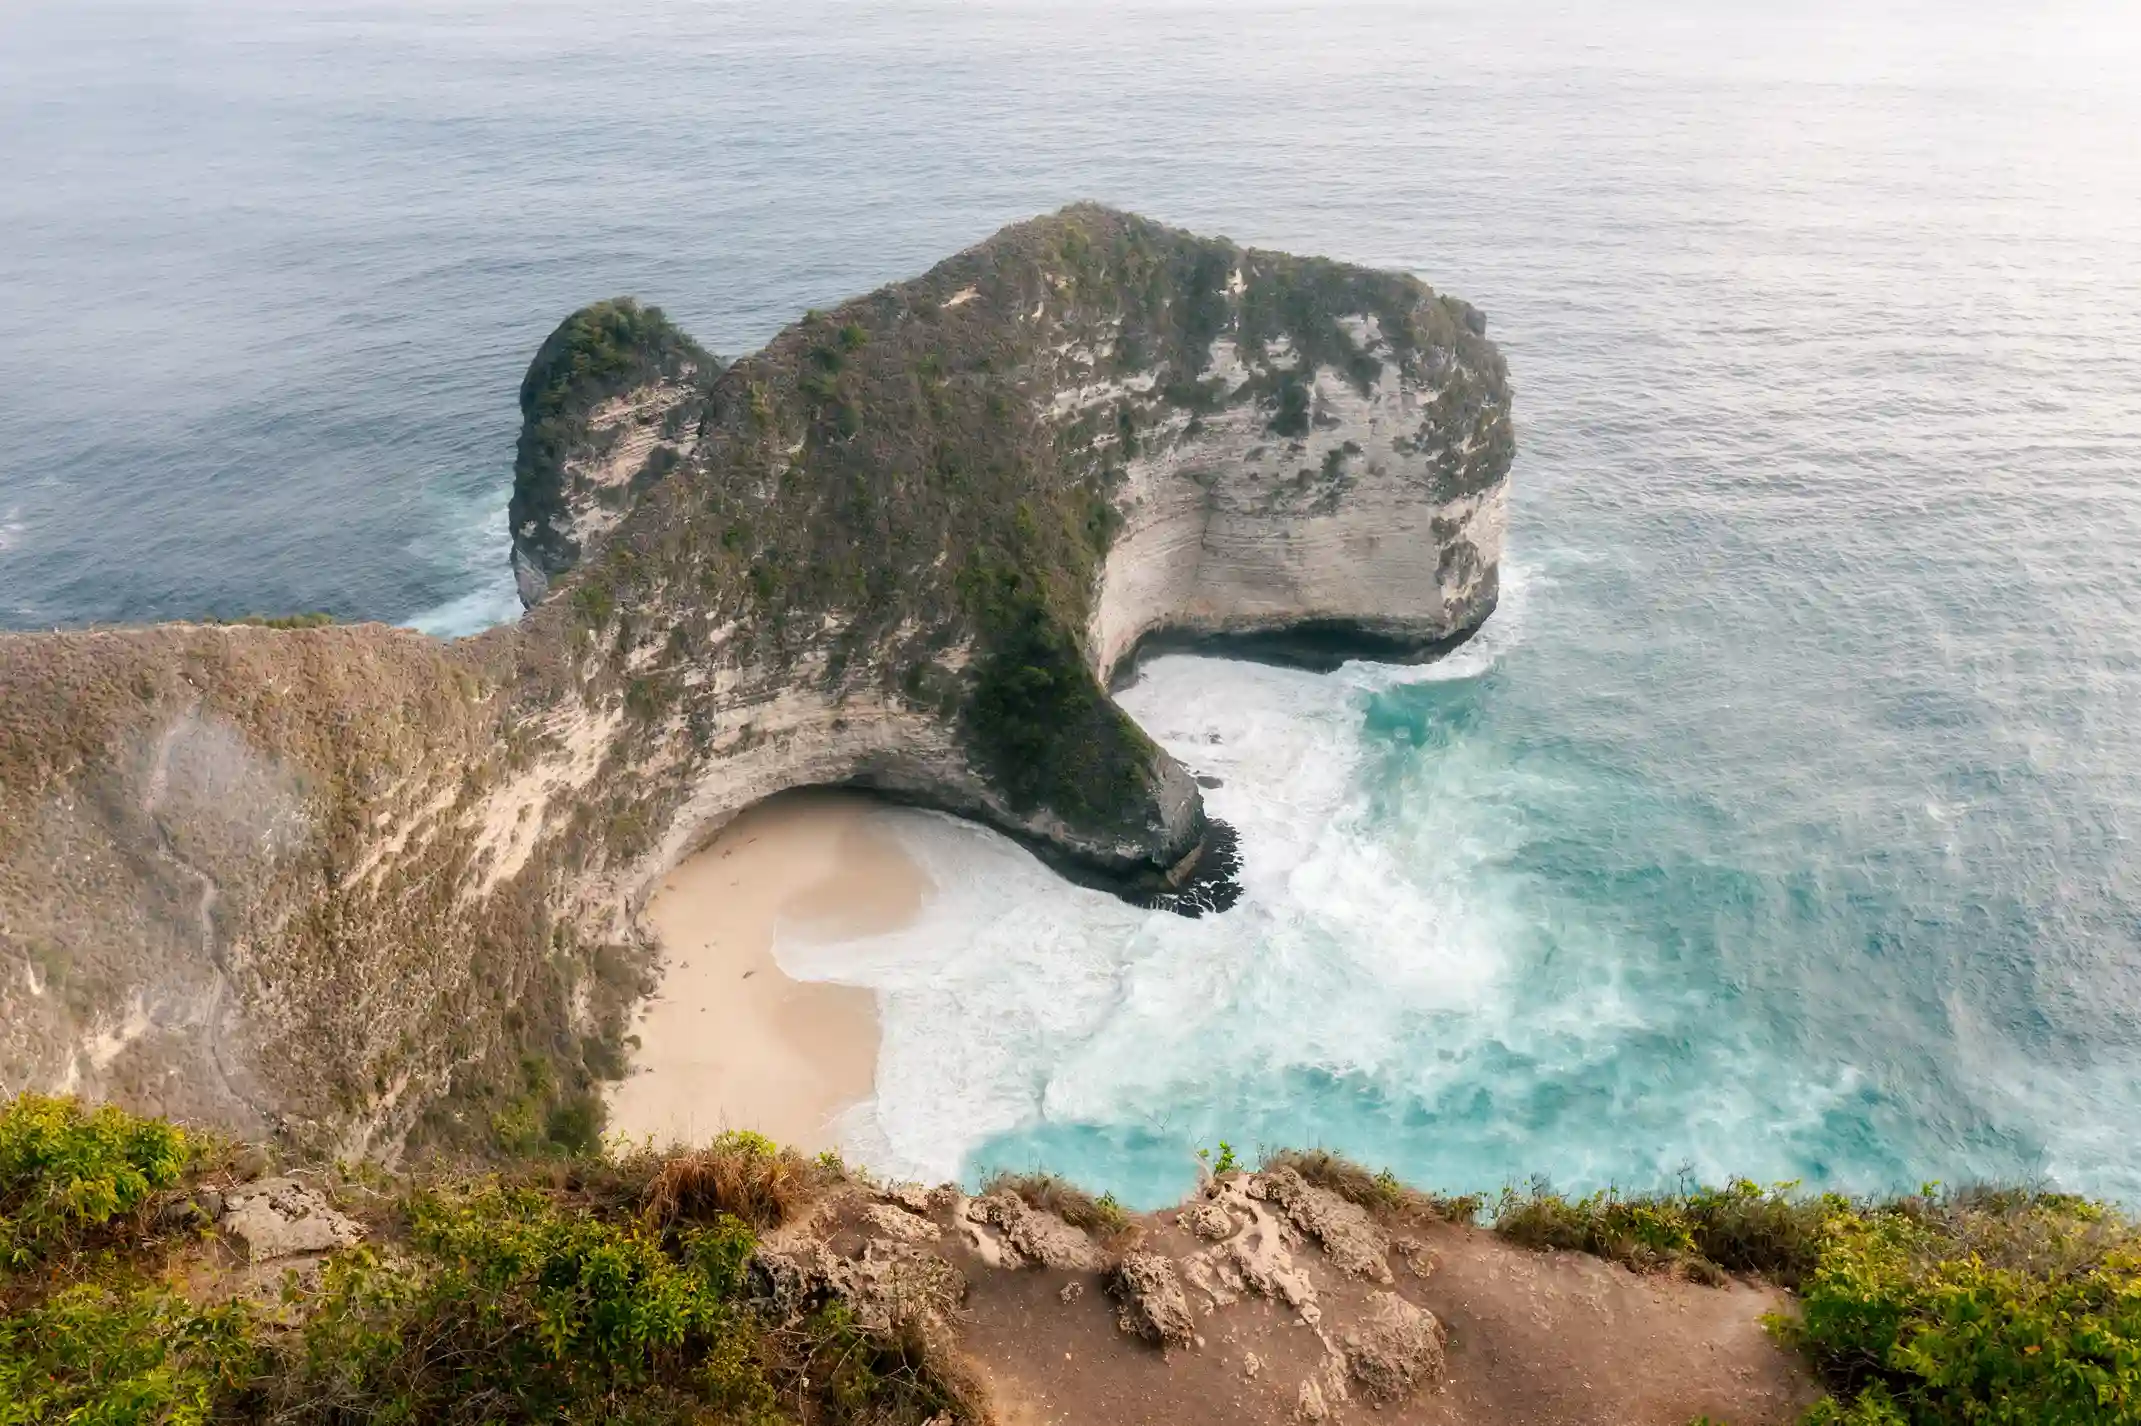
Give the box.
[0,206,1512,1154]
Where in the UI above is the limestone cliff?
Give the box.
[0,206,1511,1155]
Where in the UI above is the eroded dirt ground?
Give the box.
[764,1167,1820,1426]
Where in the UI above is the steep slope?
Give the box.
[0,206,1513,1153]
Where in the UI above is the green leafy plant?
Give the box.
[0,1092,193,1266]
[276,1181,772,1424]
[0,1283,259,1426]
[1786,1192,2141,1424]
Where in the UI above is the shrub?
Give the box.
[785,1300,985,1425]
[1788,1193,2141,1424]
[275,1182,772,1425]
[637,1130,823,1231]
[1492,1177,1831,1285]
[0,1283,258,1426]
[0,1092,193,1267]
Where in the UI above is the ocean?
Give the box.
[5,0,2140,1206]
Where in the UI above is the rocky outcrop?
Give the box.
[0,206,1511,1153]
[507,299,721,605]
[1112,1251,1197,1348]
[220,1175,365,1263]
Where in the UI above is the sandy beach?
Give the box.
[606,790,930,1153]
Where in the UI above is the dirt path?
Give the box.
[954,1212,1817,1426]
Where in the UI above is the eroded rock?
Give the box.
[758,1237,966,1335]
[1344,1291,1447,1404]
[967,1190,1104,1271]
[863,1201,943,1245]
[219,1177,362,1263]
[1177,1197,1235,1240]
[1253,1167,1394,1283]
[1113,1251,1196,1349]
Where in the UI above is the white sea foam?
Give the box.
[784,567,1546,1187]
[403,493,524,638]
[406,575,522,639]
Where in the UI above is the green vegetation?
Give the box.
[961,562,1158,830]
[1492,1177,1828,1285]
[1493,1179,2141,1423]
[0,1099,981,1426]
[1,1093,193,1268]
[1793,1189,2141,1424]
[1199,1141,1239,1177]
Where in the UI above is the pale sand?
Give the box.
[606,789,930,1153]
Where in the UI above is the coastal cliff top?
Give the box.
[11,1092,2135,1426]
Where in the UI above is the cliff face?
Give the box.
[0,207,1511,1155]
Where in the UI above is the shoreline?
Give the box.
[605,790,930,1153]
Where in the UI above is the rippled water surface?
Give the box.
[5,0,2140,1203]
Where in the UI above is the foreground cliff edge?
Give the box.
[14,1096,2137,1426]
[0,206,1511,1155]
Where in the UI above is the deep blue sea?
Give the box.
[5,0,2140,1206]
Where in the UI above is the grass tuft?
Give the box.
[1262,1148,1484,1226]
[635,1130,826,1231]
[983,1172,1134,1242]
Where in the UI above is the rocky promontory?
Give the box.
[0,206,1511,1155]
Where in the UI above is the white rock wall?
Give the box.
[1085,329,1508,680]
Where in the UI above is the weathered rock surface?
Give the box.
[1343,1291,1446,1403]
[219,1176,363,1263]
[1254,1166,1395,1283]
[0,206,1511,1154]
[1113,1251,1197,1349]
[967,1189,1106,1271]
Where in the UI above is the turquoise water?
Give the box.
[5,0,2141,1204]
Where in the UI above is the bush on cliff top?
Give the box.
[0,1095,978,1426]
[0,1091,193,1269]
[1495,1177,2141,1423]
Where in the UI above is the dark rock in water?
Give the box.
[0,204,1509,1152]
[1195,774,1224,789]
[1138,820,1244,918]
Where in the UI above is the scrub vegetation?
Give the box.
[12,1094,2132,1426]
[1491,1177,2141,1424]
[0,1097,981,1426]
